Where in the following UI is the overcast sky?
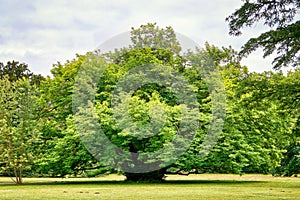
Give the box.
[0,0,279,76]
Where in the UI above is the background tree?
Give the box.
[34,55,104,177]
[0,61,44,85]
[217,70,294,174]
[235,68,300,176]
[130,23,182,55]
[172,45,293,175]
[227,0,300,69]
[276,117,300,176]
[0,77,40,184]
[227,0,300,176]
[36,115,106,177]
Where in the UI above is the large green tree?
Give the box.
[40,24,222,181]
[37,23,296,181]
[73,26,288,179]
[227,0,300,69]
[73,43,205,181]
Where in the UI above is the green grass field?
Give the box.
[0,174,299,199]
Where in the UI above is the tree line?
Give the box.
[1,0,299,183]
[0,24,299,184]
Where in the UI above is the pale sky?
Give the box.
[0,0,279,76]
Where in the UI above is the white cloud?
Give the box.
[0,0,280,75]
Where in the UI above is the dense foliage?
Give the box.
[0,24,299,184]
[0,61,42,184]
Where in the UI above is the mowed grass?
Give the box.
[0,174,299,200]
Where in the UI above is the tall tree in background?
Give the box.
[235,68,300,176]
[34,55,103,177]
[226,0,300,69]
[227,0,300,176]
[0,61,44,85]
[0,77,40,184]
[0,61,45,184]
[177,45,292,175]
[130,23,182,55]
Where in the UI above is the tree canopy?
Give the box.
[0,61,44,85]
[0,23,299,183]
[0,77,40,184]
[227,0,300,69]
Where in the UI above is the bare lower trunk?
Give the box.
[11,166,23,184]
[125,168,166,182]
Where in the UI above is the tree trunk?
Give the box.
[124,142,167,182]
[124,168,166,182]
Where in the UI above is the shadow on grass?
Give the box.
[0,179,264,186]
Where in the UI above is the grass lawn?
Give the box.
[0,174,299,199]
